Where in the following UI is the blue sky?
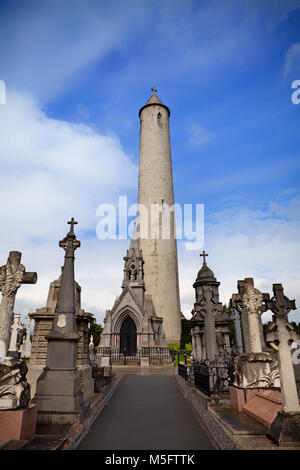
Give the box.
[0,0,299,324]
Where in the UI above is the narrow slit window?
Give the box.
[157,112,162,126]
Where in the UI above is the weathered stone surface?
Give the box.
[28,270,94,400]
[233,352,280,389]
[230,279,269,354]
[34,219,89,425]
[138,89,181,344]
[266,284,299,414]
[0,404,37,445]
[0,251,37,358]
[0,357,31,410]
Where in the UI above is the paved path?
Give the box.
[77,374,213,450]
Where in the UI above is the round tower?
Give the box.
[137,88,181,344]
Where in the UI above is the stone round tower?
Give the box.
[137,88,181,344]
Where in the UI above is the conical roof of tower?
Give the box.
[145,91,163,106]
[138,88,170,117]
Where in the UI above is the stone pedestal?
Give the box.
[0,358,31,410]
[28,275,95,402]
[233,352,280,389]
[268,411,300,446]
[34,368,88,425]
[78,364,94,402]
[21,339,31,359]
[140,356,150,367]
[99,356,110,367]
[0,404,37,445]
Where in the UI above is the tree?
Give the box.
[180,318,192,349]
[89,314,103,347]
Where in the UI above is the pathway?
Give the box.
[77,374,213,450]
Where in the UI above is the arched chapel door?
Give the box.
[120,316,137,356]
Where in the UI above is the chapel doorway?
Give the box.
[120,316,137,356]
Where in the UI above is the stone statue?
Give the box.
[0,251,37,358]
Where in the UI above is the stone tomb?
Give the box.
[28,272,94,401]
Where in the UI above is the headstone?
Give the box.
[21,312,32,358]
[230,279,268,353]
[8,314,24,357]
[0,251,37,358]
[265,284,300,446]
[33,218,89,425]
[28,275,94,400]
[229,307,243,355]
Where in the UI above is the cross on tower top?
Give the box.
[67,217,78,234]
[200,250,208,265]
[151,87,157,94]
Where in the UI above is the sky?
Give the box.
[0,0,299,327]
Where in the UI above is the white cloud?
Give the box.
[283,42,300,80]
[0,1,151,103]
[0,91,137,324]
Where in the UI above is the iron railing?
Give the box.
[178,349,237,397]
[96,346,172,365]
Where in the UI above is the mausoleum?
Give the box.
[97,231,171,367]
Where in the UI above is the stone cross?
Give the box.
[266,284,299,413]
[151,87,157,94]
[67,217,78,235]
[0,251,37,358]
[34,219,86,424]
[200,250,208,265]
[8,314,23,354]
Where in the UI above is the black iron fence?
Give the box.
[178,350,236,397]
[178,363,188,380]
[96,347,172,366]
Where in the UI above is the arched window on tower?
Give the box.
[157,112,162,126]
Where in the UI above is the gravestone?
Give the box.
[28,273,94,400]
[229,308,243,355]
[21,313,32,359]
[231,278,279,389]
[265,284,300,446]
[8,314,24,357]
[230,279,267,354]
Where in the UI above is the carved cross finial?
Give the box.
[266,283,296,319]
[151,87,157,94]
[200,250,208,265]
[67,217,78,235]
